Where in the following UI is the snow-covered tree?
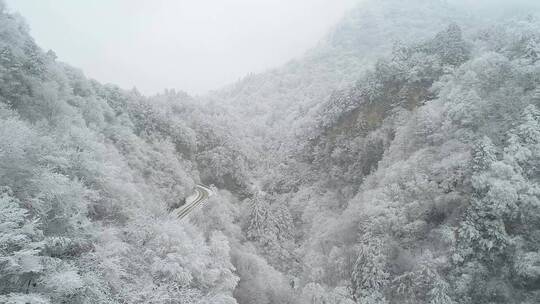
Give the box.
[350,237,388,303]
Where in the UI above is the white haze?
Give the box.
[5,0,360,95]
[3,0,540,303]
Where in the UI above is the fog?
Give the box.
[6,0,359,95]
[2,0,540,303]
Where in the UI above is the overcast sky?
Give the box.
[6,0,359,95]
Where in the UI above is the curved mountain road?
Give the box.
[172,184,213,220]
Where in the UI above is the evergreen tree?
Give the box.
[350,236,388,303]
[0,187,44,297]
[246,193,276,242]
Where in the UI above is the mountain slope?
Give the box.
[0,4,240,303]
[260,9,540,304]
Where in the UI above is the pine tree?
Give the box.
[272,203,293,242]
[471,136,497,172]
[246,193,276,242]
[506,105,540,178]
[427,279,455,304]
[0,187,44,297]
[350,236,388,303]
[523,38,540,63]
[430,23,470,66]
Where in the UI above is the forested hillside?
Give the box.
[0,2,243,302]
[1,0,540,303]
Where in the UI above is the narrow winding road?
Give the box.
[172,184,213,220]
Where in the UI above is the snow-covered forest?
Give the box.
[1,0,540,303]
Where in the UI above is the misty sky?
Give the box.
[6,0,359,95]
